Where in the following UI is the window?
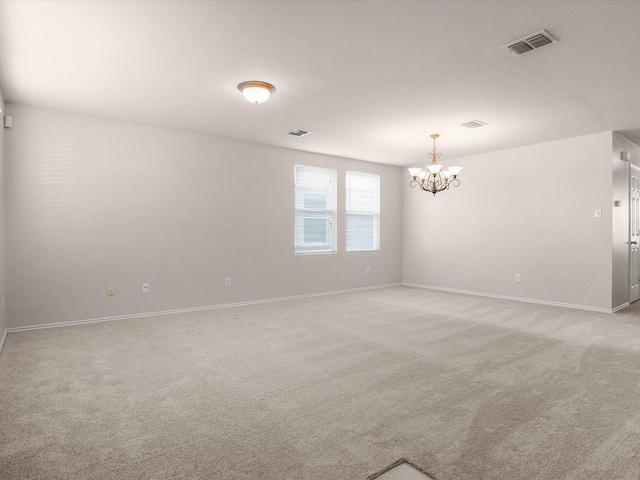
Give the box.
[346,171,380,251]
[295,165,337,254]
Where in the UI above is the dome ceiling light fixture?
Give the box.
[408,134,462,196]
[237,80,276,104]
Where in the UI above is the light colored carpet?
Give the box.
[2,286,640,479]
[374,463,433,480]
[370,459,436,479]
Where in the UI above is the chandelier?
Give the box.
[408,134,462,196]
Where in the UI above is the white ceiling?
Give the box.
[1,0,640,166]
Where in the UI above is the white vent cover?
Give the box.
[503,29,557,56]
[288,129,311,137]
[461,120,487,129]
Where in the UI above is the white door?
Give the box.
[631,166,640,303]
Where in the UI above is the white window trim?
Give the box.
[295,165,337,255]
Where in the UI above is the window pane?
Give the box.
[303,190,328,209]
[348,189,374,212]
[346,173,376,212]
[346,214,374,251]
[296,211,331,243]
[346,171,379,252]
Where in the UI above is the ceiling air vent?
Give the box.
[461,120,487,129]
[503,29,557,56]
[288,129,311,137]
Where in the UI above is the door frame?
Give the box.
[630,165,640,303]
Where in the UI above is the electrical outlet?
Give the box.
[365,266,370,274]
[142,283,149,293]
[107,285,115,296]
[515,273,522,283]
[225,277,231,287]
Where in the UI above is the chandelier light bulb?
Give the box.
[237,81,276,104]
[408,168,422,179]
[427,164,442,175]
[448,166,463,177]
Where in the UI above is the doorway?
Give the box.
[631,165,640,303]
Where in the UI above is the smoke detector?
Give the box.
[503,29,557,56]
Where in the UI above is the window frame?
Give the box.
[294,165,337,255]
[345,170,380,252]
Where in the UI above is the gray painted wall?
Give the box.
[0,89,6,345]
[403,132,615,311]
[4,103,403,328]
[4,102,636,329]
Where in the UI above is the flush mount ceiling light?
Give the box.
[408,134,462,196]
[237,80,276,104]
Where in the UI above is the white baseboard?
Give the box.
[0,329,7,356]
[7,282,623,334]
[7,283,403,333]
[403,282,617,314]
[612,302,631,313]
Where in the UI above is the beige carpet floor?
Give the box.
[2,286,640,479]
[370,459,436,479]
